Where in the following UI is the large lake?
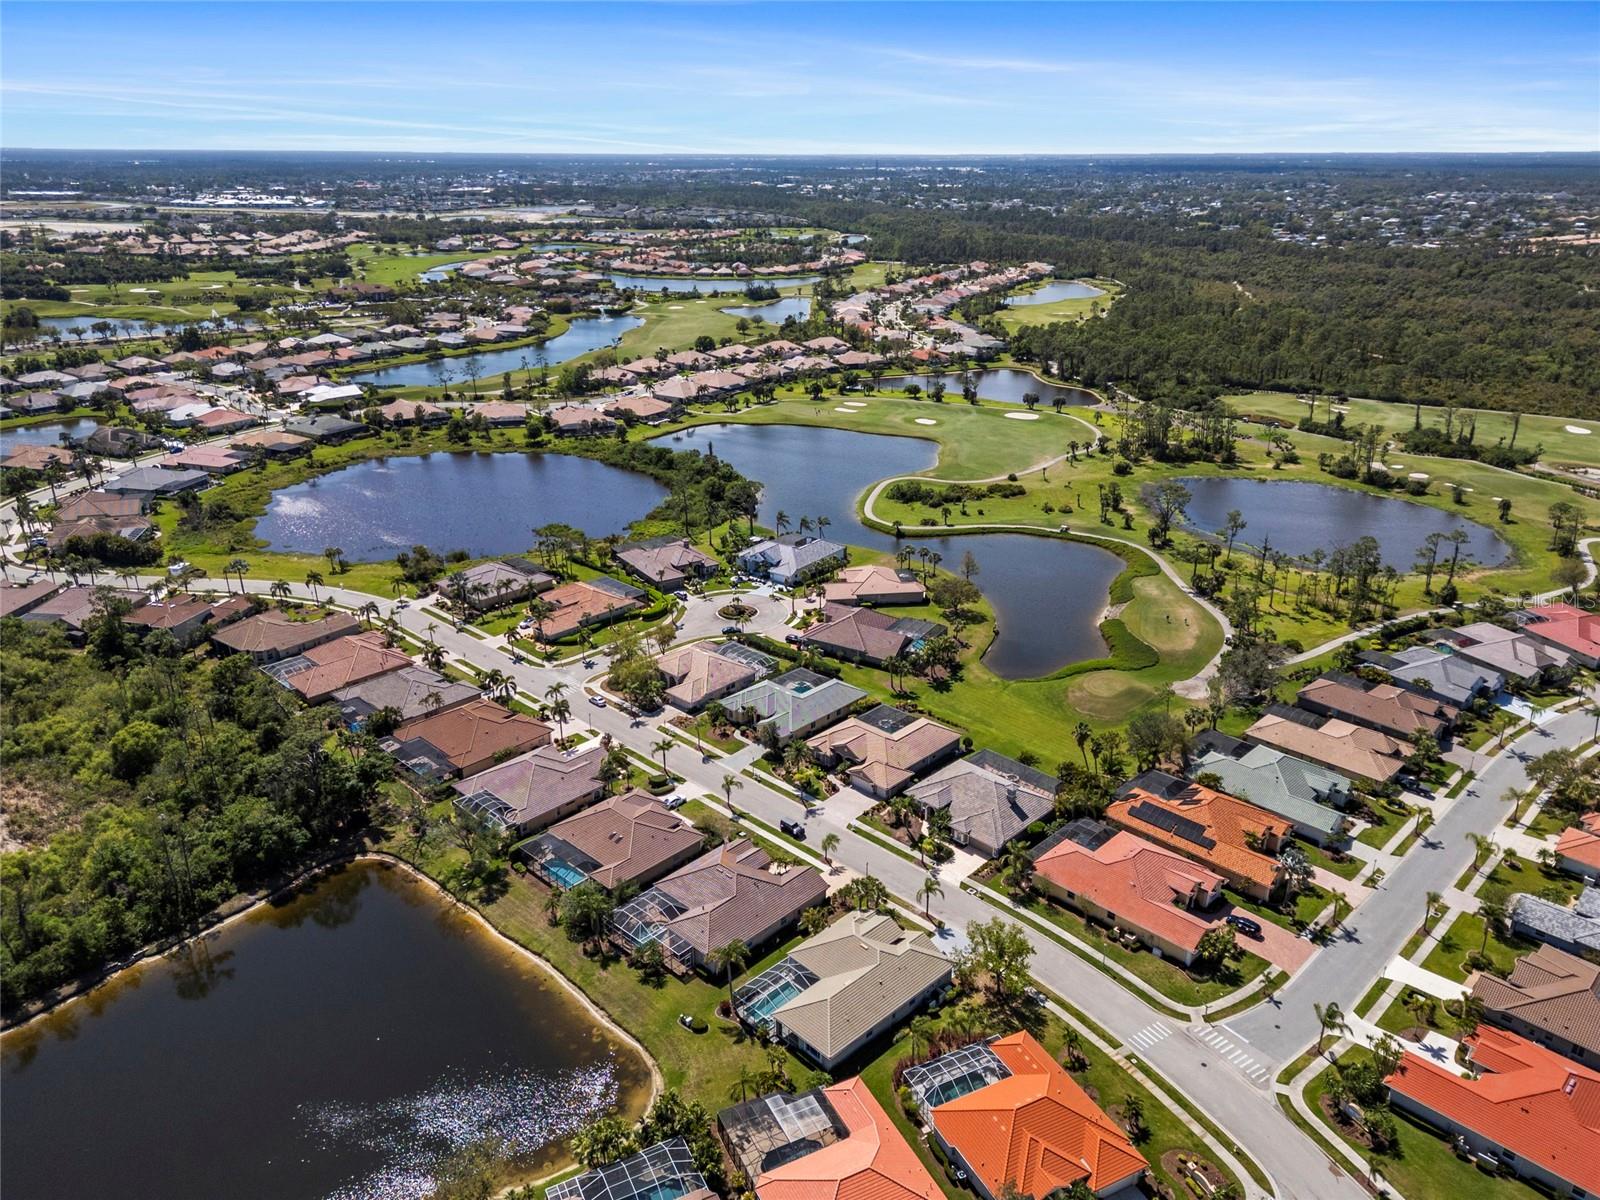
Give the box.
[347,316,644,388]
[0,862,649,1200]
[661,423,1123,678]
[0,417,99,449]
[607,273,819,294]
[1173,477,1513,567]
[721,297,812,323]
[257,451,666,561]
[881,368,1096,408]
[1008,281,1105,306]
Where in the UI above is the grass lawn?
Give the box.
[857,995,1243,1200]
[670,713,744,756]
[1373,991,1472,1041]
[1355,800,1411,850]
[1478,856,1586,907]
[1305,1048,1546,1200]
[1298,838,1367,880]
[995,278,1122,330]
[1420,912,1531,983]
[1225,885,1332,932]
[1002,887,1271,1007]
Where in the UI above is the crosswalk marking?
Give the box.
[1127,1021,1172,1052]
[1195,1025,1267,1082]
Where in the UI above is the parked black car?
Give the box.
[1225,914,1263,939]
[779,818,806,840]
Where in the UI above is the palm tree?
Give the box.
[548,698,572,742]
[918,873,944,919]
[421,641,446,672]
[223,558,250,595]
[304,569,324,604]
[1404,992,1432,1038]
[720,774,743,812]
[1073,721,1092,769]
[1478,899,1508,953]
[359,600,380,628]
[1002,840,1033,894]
[774,510,790,537]
[729,1064,759,1104]
[820,831,840,865]
[708,939,750,1011]
[1314,1000,1348,1056]
[269,579,292,608]
[1465,831,1494,872]
[907,1014,936,1058]
[1062,1026,1086,1070]
[651,736,674,774]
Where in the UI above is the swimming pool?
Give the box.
[544,859,589,889]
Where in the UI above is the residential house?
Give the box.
[1468,945,1600,1064]
[123,595,235,647]
[1385,1027,1600,1199]
[722,668,867,744]
[520,790,703,890]
[230,428,312,457]
[1557,814,1600,882]
[609,838,828,972]
[1297,673,1460,739]
[736,534,848,586]
[1243,705,1412,786]
[1432,622,1572,686]
[718,1078,941,1200]
[821,563,926,607]
[806,704,962,799]
[536,577,647,641]
[916,1031,1147,1200]
[907,749,1056,858]
[1509,886,1600,957]
[376,398,448,426]
[211,610,361,663]
[82,425,162,458]
[650,376,703,406]
[386,699,551,781]
[1109,774,1291,902]
[654,641,774,712]
[284,414,365,443]
[334,664,477,728]
[1032,820,1226,967]
[800,603,944,667]
[471,401,529,426]
[192,407,255,435]
[268,630,412,703]
[547,1139,714,1200]
[1190,730,1352,847]
[99,466,210,502]
[615,538,719,591]
[603,395,679,425]
[0,579,64,619]
[546,404,617,436]
[2,444,75,472]
[451,558,554,611]
[1358,646,1503,709]
[1520,603,1600,669]
[160,446,246,475]
[737,912,951,1069]
[17,585,146,643]
[453,744,607,835]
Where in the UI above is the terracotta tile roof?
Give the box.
[807,707,962,796]
[212,611,360,657]
[1108,781,1289,893]
[755,1076,943,1200]
[1243,710,1410,784]
[1387,1027,1600,1195]
[655,642,762,709]
[1470,944,1600,1059]
[1558,813,1600,874]
[280,630,413,702]
[821,564,926,606]
[931,1031,1147,1198]
[1033,829,1223,955]
[1297,674,1459,739]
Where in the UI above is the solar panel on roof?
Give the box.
[1125,801,1216,849]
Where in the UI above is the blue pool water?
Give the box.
[545,860,588,889]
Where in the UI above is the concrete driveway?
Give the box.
[1219,905,1318,973]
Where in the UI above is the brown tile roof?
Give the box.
[807,709,962,796]
[655,642,761,709]
[280,630,413,702]
[1243,710,1410,784]
[1297,675,1458,739]
[541,790,702,889]
[0,579,63,618]
[821,564,926,606]
[652,838,828,959]
[212,610,360,657]
[1469,944,1600,1059]
[616,539,718,588]
[394,699,550,774]
[1108,781,1289,893]
[930,1031,1147,1198]
[1386,1027,1600,1196]
[1034,829,1224,956]
[454,744,607,829]
[54,492,143,523]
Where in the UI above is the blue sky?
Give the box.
[3,2,1597,154]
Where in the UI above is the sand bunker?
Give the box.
[1004,412,1041,421]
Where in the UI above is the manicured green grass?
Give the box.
[1226,389,1600,472]
[1420,911,1530,983]
[1003,887,1270,1007]
[1305,1049,1546,1200]
[1356,800,1411,849]
[1373,991,1471,1041]
[996,278,1122,330]
[1298,838,1367,880]
[1478,856,1586,907]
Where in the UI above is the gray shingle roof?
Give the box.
[1511,887,1600,954]
[908,752,1055,856]
[1191,734,1351,840]
[722,669,867,740]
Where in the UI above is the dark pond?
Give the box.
[1008,280,1105,306]
[1173,477,1513,567]
[0,862,649,1200]
[661,423,1122,678]
[347,316,645,388]
[39,315,162,337]
[720,297,812,323]
[881,368,1096,408]
[257,451,666,561]
[0,418,99,450]
[606,273,819,295]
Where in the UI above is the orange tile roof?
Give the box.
[1108,782,1289,892]
[1557,813,1600,873]
[282,630,412,702]
[755,1076,942,1200]
[1387,1026,1600,1195]
[931,1032,1146,1198]
[1033,830,1223,955]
